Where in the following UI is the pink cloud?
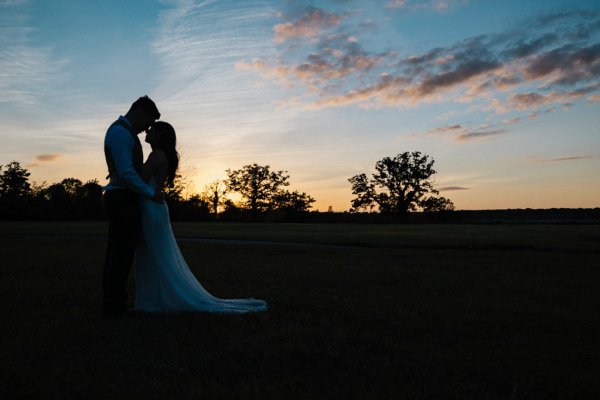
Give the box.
[411,0,468,12]
[508,87,595,111]
[274,8,342,43]
[385,0,407,9]
[523,43,600,85]
[240,8,600,115]
[588,94,600,102]
[502,117,521,125]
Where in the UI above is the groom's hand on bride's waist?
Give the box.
[152,188,165,203]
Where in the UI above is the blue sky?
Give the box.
[1,0,599,210]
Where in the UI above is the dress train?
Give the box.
[135,196,267,313]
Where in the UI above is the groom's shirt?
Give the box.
[103,116,155,198]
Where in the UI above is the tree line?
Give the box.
[0,152,454,221]
[0,161,316,221]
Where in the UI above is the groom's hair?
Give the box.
[129,96,160,120]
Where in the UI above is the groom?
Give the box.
[102,96,163,315]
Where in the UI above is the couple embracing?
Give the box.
[102,96,267,316]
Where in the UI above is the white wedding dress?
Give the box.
[134,180,267,313]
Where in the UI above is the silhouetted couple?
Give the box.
[102,96,267,315]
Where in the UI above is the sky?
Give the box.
[1,0,599,211]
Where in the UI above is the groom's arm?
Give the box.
[107,128,155,198]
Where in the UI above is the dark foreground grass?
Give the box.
[1,222,599,399]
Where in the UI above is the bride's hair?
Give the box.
[153,121,179,188]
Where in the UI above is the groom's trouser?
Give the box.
[103,189,140,313]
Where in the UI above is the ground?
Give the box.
[1,222,598,399]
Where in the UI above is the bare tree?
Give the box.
[202,180,228,218]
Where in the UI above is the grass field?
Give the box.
[1,222,599,399]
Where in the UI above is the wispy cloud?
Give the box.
[412,0,468,12]
[0,0,28,6]
[149,0,318,183]
[0,2,68,106]
[502,117,521,125]
[417,123,508,142]
[386,0,468,12]
[529,155,595,163]
[385,0,406,9]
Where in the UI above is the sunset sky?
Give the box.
[1,0,599,211]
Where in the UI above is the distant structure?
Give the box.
[327,206,333,213]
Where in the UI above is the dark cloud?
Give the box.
[509,92,547,108]
[508,84,599,110]
[418,59,501,95]
[36,154,60,161]
[404,47,445,66]
[243,6,600,111]
[455,129,508,142]
[565,18,600,41]
[426,124,464,135]
[413,123,508,143]
[439,186,469,191]
[524,43,600,84]
[523,47,567,79]
[501,33,558,59]
[529,10,599,29]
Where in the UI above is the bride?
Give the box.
[134,121,267,313]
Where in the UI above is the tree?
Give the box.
[60,178,83,198]
[272,190,316,213]
[421,195,455,212]
[201,180,228,218]
[219,198,243,221]
[225,163,290,215]
[44,179,74,218]
[169,194,211,221]
[164,174,185,204]
[45,183,69,207]
[0,161,32,202]
[0,161,33,219]
[76,179,104,219]
[161,170,211,221]
[349,151,453,215]
[35,178,103,219]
